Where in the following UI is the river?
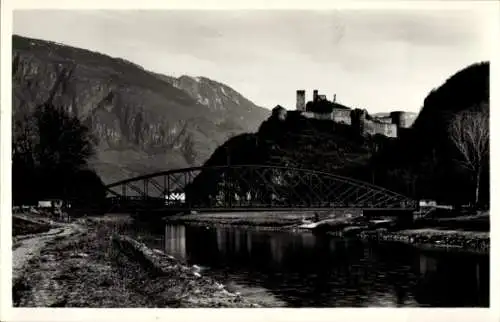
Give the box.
[132,223,489,307]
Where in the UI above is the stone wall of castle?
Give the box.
[301,109,352,124]
[363,120,398,138]
[296,90,306,111]
[295,89,409,139]
[390,111,416,128]
[376,116,393,124]
[314,112,333,121]
[332,108,351,125]
[301,108,398,138]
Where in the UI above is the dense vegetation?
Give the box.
[192,62,490,209]
[199,110,372,174]
[185,109,380,205]
[12,67,107,211]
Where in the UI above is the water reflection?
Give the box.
[164,225,186,260]
[419,255,437,276]
[159,224,489,307]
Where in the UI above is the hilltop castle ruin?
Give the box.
[294,89,416,138]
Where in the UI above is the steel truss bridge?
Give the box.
[105,165,417,213]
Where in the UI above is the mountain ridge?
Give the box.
[12,34,270,184]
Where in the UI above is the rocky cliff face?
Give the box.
[12,35,270,184]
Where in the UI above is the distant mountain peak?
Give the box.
[163,74,262,112]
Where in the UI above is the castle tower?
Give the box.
[390,111,405,128]
[313,89,319,102]
[351,108,367,135]
[296,90,306,111]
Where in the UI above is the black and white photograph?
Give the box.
[1,0,498,319]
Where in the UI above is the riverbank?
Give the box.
[357,228,489,254]
[12,214,277,307]
[165,211,490,253]
[165,211,319,229]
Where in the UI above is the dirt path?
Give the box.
[12,224,80,283]
[12,220,147,307]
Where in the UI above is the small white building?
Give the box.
[37,199,63,208]
[419,200,437,207]
[165,192,186,205]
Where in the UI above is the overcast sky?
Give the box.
[13,9,491,113]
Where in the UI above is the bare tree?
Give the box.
[448,104,489,206]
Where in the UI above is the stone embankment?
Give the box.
[111,235,265,307]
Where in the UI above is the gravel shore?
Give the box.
[12,215,274,307]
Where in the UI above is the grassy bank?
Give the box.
[12,216,274,307]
